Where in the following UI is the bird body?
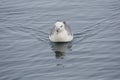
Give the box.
[49,21,73,42]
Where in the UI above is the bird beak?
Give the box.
[56,28,60,32]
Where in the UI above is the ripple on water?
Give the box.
[0,0,120,80]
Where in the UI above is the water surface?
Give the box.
[0,0,120,80]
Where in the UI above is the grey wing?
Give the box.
[50,26,55,36]
[64,23,73,35]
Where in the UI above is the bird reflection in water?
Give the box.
[50,42,72,59]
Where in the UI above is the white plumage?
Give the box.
[49,21,73,42]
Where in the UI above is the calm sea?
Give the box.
[0,0,120,80]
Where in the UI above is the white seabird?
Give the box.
[49,21,73,42]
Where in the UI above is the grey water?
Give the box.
[0,0,120,80]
